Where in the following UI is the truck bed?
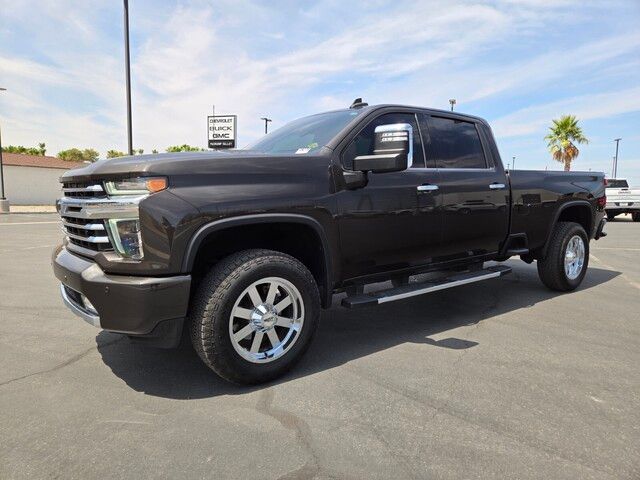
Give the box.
[508,170,605,252]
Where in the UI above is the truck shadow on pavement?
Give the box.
[96,262,619,399]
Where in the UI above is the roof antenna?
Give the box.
[350,98,368,109]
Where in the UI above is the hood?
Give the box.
[59,150,325,183]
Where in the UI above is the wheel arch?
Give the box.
[183,214,333,307]
[540,201,594,259]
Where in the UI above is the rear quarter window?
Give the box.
[426,116,487,169]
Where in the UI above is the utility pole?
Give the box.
[612,156,616,178]
[449,99,456,112]
[0,87,8,213]
[260,117,272,134]
[613,138,621,178]
[123,0,133,155]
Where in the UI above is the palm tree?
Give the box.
[545,115,588,171]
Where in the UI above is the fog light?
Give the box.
[81,295,98,315]
[106,218,144,259]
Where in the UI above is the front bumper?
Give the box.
[52,246,191,345]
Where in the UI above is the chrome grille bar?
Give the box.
[58,196,143,220]
[65,231,111,244]
[62,182,107,199]
[62,184,104,193]
[61,220,105,231]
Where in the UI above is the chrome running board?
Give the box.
[341,265,512,308]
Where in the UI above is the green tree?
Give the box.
[58,148,100,163]
[166,144,203,152]
[2,143,46,156]
[545,115,588,171]
[106,150,126,158]
[136,148,144,155]
[151,149,159,154]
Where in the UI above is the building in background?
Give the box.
[2,153,77,205]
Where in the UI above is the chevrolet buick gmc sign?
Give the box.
[208,115,237,149]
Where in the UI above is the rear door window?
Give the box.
[425,116,487,169]
[607,179,629,188]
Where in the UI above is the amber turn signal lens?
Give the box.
[145,178,167,192]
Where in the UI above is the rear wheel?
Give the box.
[190,249,320,385]
[606,212,616,221]
[537,222,589,291]
[632,212,640,222]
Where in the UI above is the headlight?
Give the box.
[106,218,143,259]
[104,177,167,196]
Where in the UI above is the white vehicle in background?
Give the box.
[605,178,640,222]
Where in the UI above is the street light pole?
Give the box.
[0,87,7,211]
[512,156,516,171]
[260,117,272,135]
[123,0,133,156]
[0,122,5,201]
[449,99,456,111]
[613,138,621,178]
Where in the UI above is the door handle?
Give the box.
[417,184,439,192]
[489,183,506,190]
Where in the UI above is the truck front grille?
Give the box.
[62,182,107,199]
[58,185,115,253]
[61,216,112,252]
[58,181,144,256]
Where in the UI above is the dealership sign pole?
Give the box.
[208,115,237,149]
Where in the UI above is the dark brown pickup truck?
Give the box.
[53,100,608,384]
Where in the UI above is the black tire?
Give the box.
[632,212,640,222]
[606,213,616,221]
[189,249,320,385]
[537,222,589,291]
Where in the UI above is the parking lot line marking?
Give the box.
[590,253,640,291]
[0,221,59,226]
[0,244,57,254]
[592,247,640,251]
[99,420,153,426]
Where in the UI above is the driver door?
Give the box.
[335,111,444,281]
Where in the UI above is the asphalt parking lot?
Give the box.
[1,214,639,479]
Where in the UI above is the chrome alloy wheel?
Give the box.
[564,235,585,280]
[228,277,305,363]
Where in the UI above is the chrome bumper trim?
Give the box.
[59,284,101,328]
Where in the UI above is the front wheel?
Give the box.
[632,212,640,222]
[606,212,616,221]
[190,249,320,385]
[537,222,589,291]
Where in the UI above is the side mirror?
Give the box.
[353,123,412,173]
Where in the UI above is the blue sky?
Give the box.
[1,0,639,182]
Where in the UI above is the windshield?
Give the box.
[245,109,364,155]
[607,179,629,188]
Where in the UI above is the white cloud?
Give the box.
[0,0,638,165]
[492,86,640,138]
